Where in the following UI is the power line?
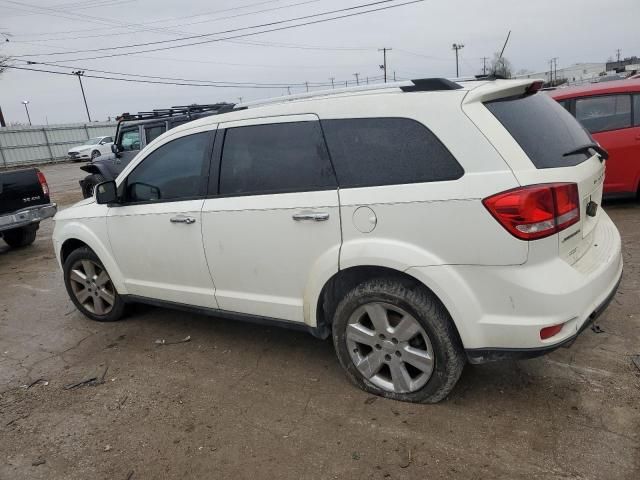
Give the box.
[13,0,422,58]
[9,0,323,43]
[4,64,386,89]
[18,60,329,87]
[10,0,285,37]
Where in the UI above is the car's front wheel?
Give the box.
[332,278,465,403]
[81,173,105,198]
[63,247,125,322]
[91,150,101,160]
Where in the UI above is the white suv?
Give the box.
[53,78,623,403]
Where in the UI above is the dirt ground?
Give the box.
[1,162,639,480]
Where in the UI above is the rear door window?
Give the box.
[575,94,632,133]
[145,125,167,144]
[321,117,463,188]
[485,93,593,169]
[219,121,336,196]
[634,95,640,126]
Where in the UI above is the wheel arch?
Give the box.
[56,223,127,294]
[314,265,464,347]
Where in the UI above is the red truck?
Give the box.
[550,79,640,199]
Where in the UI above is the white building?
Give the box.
[514,62,606,84]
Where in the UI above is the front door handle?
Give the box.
[170,215,196,224]
[292,211,329,222]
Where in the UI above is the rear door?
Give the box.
[201,115,341,322]
[471,89,606,264]
[574,93,639,195]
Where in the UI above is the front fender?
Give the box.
[54,217,127,294]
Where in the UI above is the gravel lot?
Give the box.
[1,162,639,479]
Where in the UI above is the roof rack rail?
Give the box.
[116,102,236,122]
[400,78,463,92]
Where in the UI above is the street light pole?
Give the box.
[452,43,464,77]
[72,70,91,122]
[21,100,31,126]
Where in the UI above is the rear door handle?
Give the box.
[170,215,196,224]
[292,211,329,222]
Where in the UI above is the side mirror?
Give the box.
[111,144,119,154]
[96,181,118,204]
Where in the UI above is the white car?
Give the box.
[53,78,623,403]
[67,136,113,161]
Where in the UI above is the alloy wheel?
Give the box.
[346,302,434,393]
[68,259,115,315]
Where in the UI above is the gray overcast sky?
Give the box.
[1,0,638,125]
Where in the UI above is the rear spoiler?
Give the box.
[462,79,546,105]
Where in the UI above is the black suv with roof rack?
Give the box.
[79,103,235,198]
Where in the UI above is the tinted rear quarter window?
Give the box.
[219,121,336,196]
[485,93,593,169]
[635,94,640,126]
[321,118,463,188]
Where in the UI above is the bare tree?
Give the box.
[0,31,11,76]
[489,51,513,78]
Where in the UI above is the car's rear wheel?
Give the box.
[63,247,125,322]
[2,224,38,248]
[332,278,465,403]
[91,150,100,160]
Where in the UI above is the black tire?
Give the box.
[63,247,126,322]
[81,173,105,198]
[2,224,38,248]
[91,150,101,160]
[332,277,466,403]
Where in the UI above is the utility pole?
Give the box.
[393,71,396,81]
[72,70,91,122]
[452,43,464,77]
[345,80,348,87]
[21,100,31,126]
[549,59,554,84]
[482,56,488,75]
[378,47,391,83]
[305,81,309,92]
[553,57,558,84]
[616,48,621,63]
[0,106,6,127]
[329,77,335,89]
[366,77,369,84]
[287,86,291,95]
[353,73,360,85]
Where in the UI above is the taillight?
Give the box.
[36,169,50,197]
[483,183,580,240]
[526,80,544,94]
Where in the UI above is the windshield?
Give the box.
[484,92,594,169]
[86,137,103,145]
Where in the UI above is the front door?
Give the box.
[107,130,218,308]
[201,115,341,322]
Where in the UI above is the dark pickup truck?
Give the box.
[0,168,57,248]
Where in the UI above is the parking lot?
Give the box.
[1,162,639,479]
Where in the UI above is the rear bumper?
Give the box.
[406,210,623,353]
[465,269,622,363]
[0,203,57,233]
